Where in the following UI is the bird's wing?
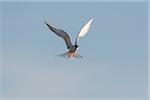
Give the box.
[44,21,73,49]
[75,18,93,45]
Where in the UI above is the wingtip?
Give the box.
[90,18,94,22]
[44,20,50,27]
[44,20,47,25]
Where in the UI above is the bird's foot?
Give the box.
[57,51,83,59]
[67,51,83,59]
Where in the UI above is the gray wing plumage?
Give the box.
[44,21,73,49]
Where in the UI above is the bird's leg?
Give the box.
[67,51,72,58]
[72,51,77,57]
[65,51,82,59]
[66,51,75,58]
[57,51,82,58]
[69,52,71,58]
[73,52,83,59]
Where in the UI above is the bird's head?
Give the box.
[74,44,79,49]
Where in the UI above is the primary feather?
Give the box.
[79,18,93,37]
[44,21,73,49]
[75,18,93,45]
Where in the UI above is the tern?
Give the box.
[44,18,93,58]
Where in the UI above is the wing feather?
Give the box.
[44,21,73,49]
[75,18,93,45]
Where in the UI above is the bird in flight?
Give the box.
[44,18,93,58]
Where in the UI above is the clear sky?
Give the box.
[1,1,148,100]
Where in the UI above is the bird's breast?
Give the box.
[69,48,76,53]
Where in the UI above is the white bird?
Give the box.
[44,18,93,58]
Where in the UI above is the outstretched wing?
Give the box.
[44,21,73,49]
[75,18,93,45]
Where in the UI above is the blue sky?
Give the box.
[1,1,148,100]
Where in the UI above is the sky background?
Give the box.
[0,1,148,100]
